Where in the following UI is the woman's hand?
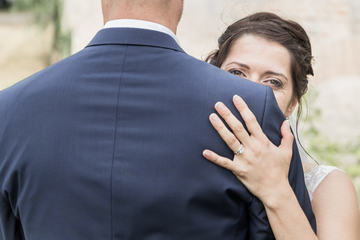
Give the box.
[203,95,294,204]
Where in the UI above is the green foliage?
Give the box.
[302,89,360,203]
[12,0,59,26]
[11,0,71,60]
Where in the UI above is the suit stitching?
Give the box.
[110,45,129,240]
[259,87,268,129]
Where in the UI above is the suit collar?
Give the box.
[103,19,180,46]
[86,28,184,53]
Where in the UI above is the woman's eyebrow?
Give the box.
[226,62,250,70]
[264,71,289,81]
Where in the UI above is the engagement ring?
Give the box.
[234,144,243,155]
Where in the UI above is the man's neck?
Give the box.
[101,1,182,34]
[103,19,181,46]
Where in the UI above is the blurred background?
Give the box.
[1,0,360,202]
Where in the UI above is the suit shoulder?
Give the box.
[173,53,268,92]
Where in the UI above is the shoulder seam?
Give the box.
[259,87,269,128]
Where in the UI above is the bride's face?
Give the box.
[221,34,298,118]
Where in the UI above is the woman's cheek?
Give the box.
[273,92,287,115]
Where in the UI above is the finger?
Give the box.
[203,150,238,172]
[209,113,243,153]
[232,95,264,138]
[214,102,250,145]
[279,120,294,155]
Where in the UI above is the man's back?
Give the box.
[0,27,314,239]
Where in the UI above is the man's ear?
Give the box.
[285,97,298,118]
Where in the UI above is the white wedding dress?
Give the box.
[289,115,345,201]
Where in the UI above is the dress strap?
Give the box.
[304,165,345,201]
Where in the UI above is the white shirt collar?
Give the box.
[104,19,181,46]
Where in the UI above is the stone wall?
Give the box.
[62,0,103,53]
[0,12,53,90]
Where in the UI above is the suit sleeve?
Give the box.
[0,92,25,240]
[246,87,316,239]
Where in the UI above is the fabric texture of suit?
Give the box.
[0,27,316,239]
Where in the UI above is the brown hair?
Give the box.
[206,12,314,123]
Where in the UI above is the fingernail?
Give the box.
[210,113,219,122]
[215,102,224,110]
[203,150,211,157]
[233,95,241,103]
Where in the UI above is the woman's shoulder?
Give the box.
[311,165,354,200]
[310,164,359,239]
[302,163,346,201]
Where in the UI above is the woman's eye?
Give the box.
[228,69,246,77]
[268,79,283,88]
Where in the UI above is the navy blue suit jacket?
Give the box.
[0,28,315,239]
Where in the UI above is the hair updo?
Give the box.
[206,12,314,122]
